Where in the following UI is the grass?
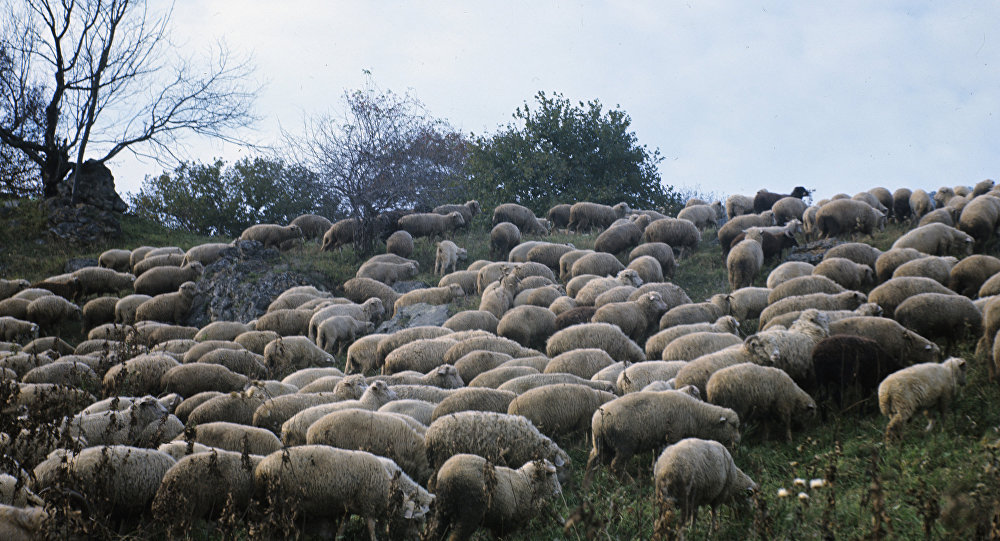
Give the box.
[4,202,1000,539]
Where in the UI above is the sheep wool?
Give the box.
[878,357,967,440]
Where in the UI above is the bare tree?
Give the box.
[0,0,258,200]
[285,76,467,255]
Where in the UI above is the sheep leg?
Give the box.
[366,517,378,541]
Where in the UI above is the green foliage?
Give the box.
[466,91,683,216]
[128,157,338,237]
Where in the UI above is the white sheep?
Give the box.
[435,240,467,275]
[878,357,967,440]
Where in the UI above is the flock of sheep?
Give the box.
[0,179,998,539]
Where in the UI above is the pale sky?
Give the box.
[107,1,1000,204]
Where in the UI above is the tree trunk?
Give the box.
[41,151,71,198]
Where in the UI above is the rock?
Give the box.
[786,239,841,264]
[43,160,127,245]
[376,303,450,334]
[393,281,431,294]
[64,258,99,273]
[184,240,332,328]
[56,160,128,213]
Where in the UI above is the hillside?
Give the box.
[2,199,1000,539]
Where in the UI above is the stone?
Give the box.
[376,303,450,334]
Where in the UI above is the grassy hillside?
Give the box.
[3,202,1000,539]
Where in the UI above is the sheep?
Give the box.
[433,200,481,225]
[489,305,557,350]
[653,438,757,528]
[133,253,184,276]
[181,339,244,363]
[662,332,744,363]
[723,287,765,321]
[62,396,173,446]
[488,221,522,260]
[343,277,401,309]
[136,322,199,345]
[567,201,628,232]
[677,202,723,230]
[133,262,203,297]
[523,242,576,271]
[672,345,754,393]
[725,194,754,219]
[306,408,431,484]
[394,285,466,319]
[32,273,80,300]
[643,218,702,257]
[429,453,560,541]
[260,336,336,375]
[801,205,820,240]
[570,252,626,279]
[80,296,118,330]
[979,274,1000,299]
[433,240,467,276]
[160,363,249,397]
[192,320,249,342]
[515,284,564,308]
[181,242,231,267]
[811,334,905,412]
[372,364,464,389]
[957,194,1000,248]
[829,316,941,364]
[238,223,303,249]
[381,336,462,376]
[151,448,262,524]
[546,203,572,229]
[878,357,967,440]
[376,326,454,366]
[319,217,360,251]
[874,248,928,284]
[761,302,883,331]
[759,290,865,328]
[22,360,91,389]
[0,298,30,321]
[813,257,875,290]
[717,213,776,256]
[892,187,913,222]
[308,298,385,340]
[584,390,741,480]
[479,272,520,319]
[727,238,763,291]
[442,334,540,366]
[766,261,815,289]
[623,255,663,285]
[754,187,810,213]
[591,291,669,342]
[557,249,594,281]
[743,311,831,385]
[97,248,132,271]
[629,243,676,280]
[616,360,687,393]
[254,445,433,536]
[853,191,888,214]
[706,363,816,441]
[537,348,610,380]
[892,255,957,285]
[378,399,436,426]
[815,199,886,238]
[949,254,1000,297]
[12,287,55,301]
[954,185,972,197]
[24,294,80,330]
[496,373,615,396]
[574,270,643,306]
[134,282,197,324]
[102,353,179,396]
[891,223,974,257]
[657,298,726,331]
[867,276,957,316]
[115,294,152,324]
[974,179,996,195]
[356,260,420,285]
[909,188,934,222]
[184,420,283,456]
[494,203,549,234]
[595,222,643,254]
[823,243,881,273]
[546,322,645,363]
[424,411,570,483]
[645,316,739,360]
[919,207,956,227]
[313,315,373,355]
[69,266,135,298]
[894,293,981,352]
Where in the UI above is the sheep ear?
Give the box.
[718,416,728,424]
[553,455,565,468]
[924,344,932,350]
[956,359,967,368]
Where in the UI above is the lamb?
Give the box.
[677,202,723,230]
[584,390,741,480]
[811,334,904,411]
[546,322,646,363]
[356,260,420,285]
[429,453,560,541]
[766,261,815,289]
[98,248,132,271]
[815,199,887,238]
[343,277,401,309]
[653,438,757,528]
[706,363,816,441]
[892,255,957,285]
[544,348,614,379]
[949,254,1000,297]
[494,203,549,234]
[867,276,957,316]
[182,242,231,266]
[25,294,81,330]
[643,218,702,257]
[891,223,974,257]
[727,238,763,291]
[254,445,433,537]
[134,282,197,324]
[568,201,629,232]
[878,357,967,440]
[160,363,249,397]
[595,221,643,254]
[725,194,754,219]
[238,223,303,249]
[434,240,467,276]
[134,262,204,296]
[151,448,262,524]
[894,292,981,352]
[717,213,776,256]
[315,315,374,355]
[829,316,941,364]
[424,411,570,483]
[759,290,866,328]
[754,186,810,213]
[570,252,626,279]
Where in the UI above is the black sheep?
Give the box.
[554,306,597,330]
[753,186,810,213]
[810,334,905,415]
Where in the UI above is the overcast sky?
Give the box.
[109,1,1000,203]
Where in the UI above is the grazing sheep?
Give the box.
[102,353,179,396]
[717,213,776,256]
[730,224,800,261]
[891,223,974,257]
[152,449,262,523]
[726,194,754,219]
[892,188,913,222]
[468,366,539,388]
[672,345,753,393]
[813,257,875,291]
[25,294,81,330]
[616,361,688,393]
[829,316,941,364]
[115,294,152,324]
[759,290,865,328]
[497,372,614,396]
[435,240,467,275]
[494,305,557,350]
[575,269,643,306]
[434,200,481,225]
[429,453,561,541]
[186,421,282,455]
[626,255,664,284]
[99,248,132,271]
[356,260,420,285]
[771,196,809,225]
[194,321,250,342]
[133,262,203,297]
[133,253,183,276]
[546,322,646,363]
[320,218,359,251]
[379,230,415,260]
[254,445,433,536]
[543,348,614,379]
[878,357,967,440]
[13,287,55,302]
[585,390,741,480]
[239,223,303,249]
[343,277,401,310]
[494,203,549,235]
[646,316,740,360]
[949,254,1000,297]
[766,261,815,289]
[570,252,626,279]
[630,242,676,279]
[811,334,904,411]
[957,194,1000,248]
[677,202,723,230]
[754,187,810,213]
[595,222,643,254]
[875,248,929,283]
[654,438,757,528]
[547,203,572,229]
[867,276,957,316]
[479,272,520,319]
[523,242,576,271]
[262,335,336,374]
[71,266,135,297]
[727,238,763,291]
[643,218,702,257]
[825,242,882,272]
[909,189,933,222]
[592,291,669,341]
[160,363,249,397]
[919,207,956,227]
[892,255,957,285]
[979,273,1000,299]
[894,293,981,351]
[567,201,628,232]
[134,282,197,324]
[744,311,831,385]
[558,249,594,281]
[974,179,996,195]
[706,363,816,441]
[81,296,119,330]
[815,199,886,238]
[489,222,521,259]
[428,389,513,421]
[182,242,232,266]
[0,298,30,321]
[450,350,513,383]
[314,316,373,355]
